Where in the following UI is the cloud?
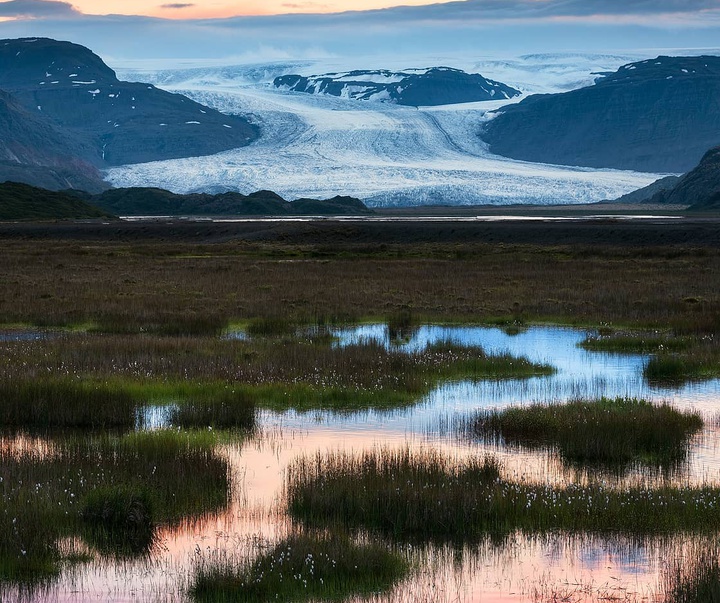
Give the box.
[0,0,80,18]
[281,2,331,8]
[377,0,720,21]
[160,3,195,8]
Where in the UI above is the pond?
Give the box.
[4,324,720,602]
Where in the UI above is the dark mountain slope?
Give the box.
[275,67,520,106]
[0,89,106,191]
[648,147,720,209]
[0,38,258,166]
[481,56,720,173]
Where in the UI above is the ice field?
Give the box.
[108,53,667,206]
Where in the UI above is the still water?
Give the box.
[8,325,720,602]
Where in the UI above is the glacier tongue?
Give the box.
[105,64,662,206]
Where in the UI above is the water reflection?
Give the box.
[4,324,720,602]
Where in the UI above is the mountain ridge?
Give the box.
[274,67,521,106]
[480,55,720,173]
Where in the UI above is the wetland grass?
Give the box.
[0,430,230,583]
[644,353,720,383]
[580,332,695,354]
[79,485,154,557]
[287,449,720,543]
[169,390,256,429]
[190,532,408,603]
[0,378,136,429]
[665,546,720,603]
[468,397,703,470]
[0,335,552,414]
[1,238,719,336]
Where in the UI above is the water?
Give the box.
[6,325,720,602]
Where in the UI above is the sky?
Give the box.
[0,0,457,19]
[1,0,720,63]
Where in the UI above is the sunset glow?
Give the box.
[67,0,455,19]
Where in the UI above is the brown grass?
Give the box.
[0,239,718,333]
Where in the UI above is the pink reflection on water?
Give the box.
[26,422,709,602]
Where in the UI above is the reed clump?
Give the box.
[663,544,720,603]
[190,532,408,603]
[644,353,720,383]
[468,397,703,470]
[287,449,720,543]
[79,485,154,557]
[580,332,695,354]
[169,390,256,430]
[0,378,136,429]
[0,430,230,582]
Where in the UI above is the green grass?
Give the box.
[644,354,720,383]
[0,430,230,584]
[169,390,256,429]
[189,532,408,602]
[0,378,137,429]
[0,335,553,416]
[287,449,720,544]
[468,397,703,470]
[79,485,154,557]
[245,316,298,338]
[580,332,695,354]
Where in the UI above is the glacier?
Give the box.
[107,54,667,206]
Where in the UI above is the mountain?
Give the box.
[0,88,106,192]
[92,187,372,216]
[610,175,681,205]
[0,38,258,167]
[0,181,113,221]
[481,56,720,173]
[643,147,720,210]
[274,67,520,107]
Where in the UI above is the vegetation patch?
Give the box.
[0,430,229,583]
[0,335,552,415]
[0,378,136,429]
[644,354,720,383]
[287,449,720,543]
[467,397,703,470]
[79,485,154,557]
[663,544,720,603]
[580,332,695,354]
[190,532,408,602]
[169,390,256,430]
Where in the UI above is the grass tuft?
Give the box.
[0,430,230,582]
[643,354,720,383]
[169,390,256,430]
[0,378,136,429]
[190,532,408,602]
[79,485,154,557]
[468,397,703,470]
[287,449,720,543]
